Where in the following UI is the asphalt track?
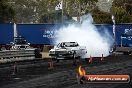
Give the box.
[0,55,132,88]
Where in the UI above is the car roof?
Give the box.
[61,42,77,43]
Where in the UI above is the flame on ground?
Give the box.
[78,66,86,76]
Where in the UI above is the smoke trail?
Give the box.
[55,14,114,57]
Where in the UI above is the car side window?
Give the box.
[60,43,65,47]
[57,43,60,48]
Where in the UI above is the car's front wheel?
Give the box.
[52,57,60,63]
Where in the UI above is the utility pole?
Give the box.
[110,0,116,49]
[13,23,17,42]
[112,14,116,48]
[121,35,123,47]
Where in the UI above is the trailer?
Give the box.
[0,23,131,54]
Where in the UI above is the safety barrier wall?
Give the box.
[0,49,35,63]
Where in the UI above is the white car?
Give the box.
[49,42,87,60]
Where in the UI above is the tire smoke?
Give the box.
[55,14,114,57]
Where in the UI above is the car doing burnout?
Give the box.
[49,42,87,60]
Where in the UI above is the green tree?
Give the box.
[6,0,131,24]
[94,0,132,24]
[112,0,132,23]
[0,0,15,23]
[92,8,112,24]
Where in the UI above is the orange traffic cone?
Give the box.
[101,54,104,61]
[48,59,54,69]
[89,55,93,63]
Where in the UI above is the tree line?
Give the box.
[0,0,131,24]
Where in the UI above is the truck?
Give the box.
[10,36,31,50]
[49,42,87,61]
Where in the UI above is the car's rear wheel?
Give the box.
[53,57,60,63]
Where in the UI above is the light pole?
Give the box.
[121,35,123,47]
[110,0,116,49]
[112,14,116,48]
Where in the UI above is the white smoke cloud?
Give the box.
[54,14,114,57]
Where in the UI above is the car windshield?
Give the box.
[14,37,27,45]
[59,42,79,47]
